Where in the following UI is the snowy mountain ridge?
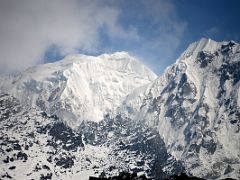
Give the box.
[0,51,156,127]
[0,38,239,179]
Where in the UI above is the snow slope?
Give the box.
[120,38,240,179]
[0,52,156,128]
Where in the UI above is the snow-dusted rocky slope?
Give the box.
[0,93,183,179]
[120,38,240,179]
[0,52,156,127]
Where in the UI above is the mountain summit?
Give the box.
[0,52,156,127]
[120,38,240,179]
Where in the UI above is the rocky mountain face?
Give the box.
[120,38,240,179]
[0,39,239,180]
[0,93,183,179]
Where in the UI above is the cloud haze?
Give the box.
[0,0,138,74]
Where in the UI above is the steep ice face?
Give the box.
[0,52,157,127]
[120,38,240,179]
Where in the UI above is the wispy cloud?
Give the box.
[206,27,219,37]
[0,0,138,74]
[0,0,186,75]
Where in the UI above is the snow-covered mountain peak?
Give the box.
[43,51,156,80]
[120,39,240,179]
[181,38,219,58]
[0,52,157,127]
[98,51,130,59]
[180,38,239,61]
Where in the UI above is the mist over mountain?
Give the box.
[0,39,239,180]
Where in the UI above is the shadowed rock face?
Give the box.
[49,122,84,151]
[197,51,215,68]
[89,172,149,180]
[89,172,206,180]
[80,115,184,179]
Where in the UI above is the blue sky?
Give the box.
[1,0,240,75]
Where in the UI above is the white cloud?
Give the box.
[0,0,138,74]
[0,0,186,75]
